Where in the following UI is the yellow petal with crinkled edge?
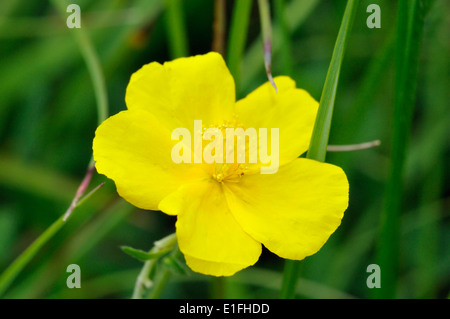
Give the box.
[125,52,236,131]
[235,76,319,165]
[224,158,348,261]
[93,109,207,212]
[158,180,261,276]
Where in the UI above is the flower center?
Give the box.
[202,116,252,183]
[212,163,248,183]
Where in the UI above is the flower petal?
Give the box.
[159,180,261,276]
[235,76,319,164]
[125,52,236,131]
[93,109,207,212]
[183,254,251,277]
[224,158,348,260]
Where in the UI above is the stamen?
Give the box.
[205,115,251,183]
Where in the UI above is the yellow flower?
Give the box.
[93,52,349,276]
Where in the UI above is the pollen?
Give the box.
[212,163,247,183]
[204,116,251,183]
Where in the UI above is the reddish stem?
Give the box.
[63,164,95,221]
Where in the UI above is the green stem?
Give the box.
[164,0,189,58]
[280,258,301,299]
[280,0,359,299]
[226,0,253,92]
[132,233,177,299]
[374,0,429,299]
[146,268,172,299]
[0,217,64,296]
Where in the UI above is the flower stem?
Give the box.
[132,233,177,299]
[280,258,301,299]
[280,0,359,299]
[146,268,172,299]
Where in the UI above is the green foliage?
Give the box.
[121,246,172,262]
[0,0,448,299]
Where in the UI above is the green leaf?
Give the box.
[121,246,172,262]
[306,0,360,162]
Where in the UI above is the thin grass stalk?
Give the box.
[374,0,428,298]
[280,0,359,299]
[257,0,277,92]
[212,0,226,55]
[226,0,253,91]
[165,0,189,58]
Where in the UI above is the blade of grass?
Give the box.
[49,0,108,127]
[0,0,163,137]
[0,216,64,297]
[257,0,277,92]
[5,199,134,298]
[415,160,442,297]
[280,0,359,299]
[306,0,359,162]
[164,0,189,58]
[226,0,253,91]
[241,0,320,92]
[0,0,111,296]
[374,0,431,299]
[49,0,109,221]
[414,5,448,297]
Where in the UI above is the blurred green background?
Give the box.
[0,0,448,299]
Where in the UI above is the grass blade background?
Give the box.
[226,0,253,91]
[0,217,64,296]
[280,0,359,299]
[0,0,448,299]
[240,0,320,94]
[374,0,433,299]
[273,0,293,77]
[164,0,189,58]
